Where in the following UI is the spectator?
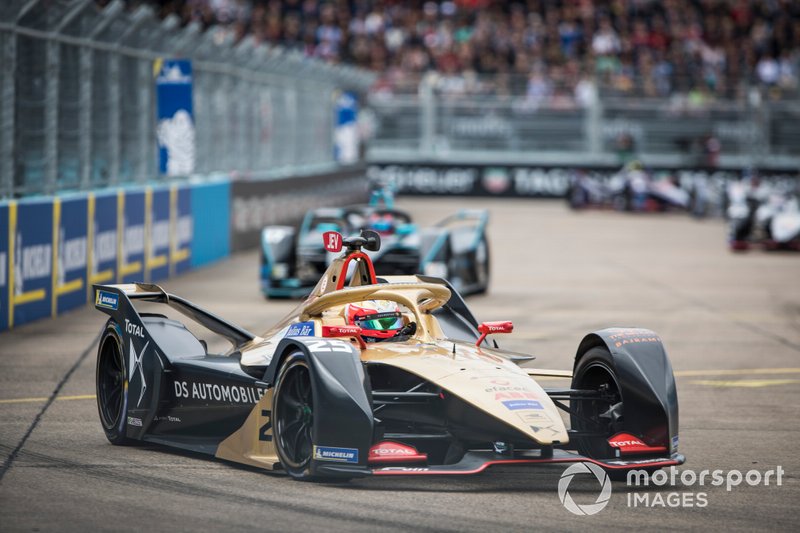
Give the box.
[121,0,800,102]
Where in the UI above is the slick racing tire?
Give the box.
[473,236,490,295]
[273,352,328,481]
[96,323,134,446]
[571,346,660,480]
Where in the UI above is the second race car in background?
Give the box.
[727,179,800,251]
[261,205,490,298]
[567,162,690,212]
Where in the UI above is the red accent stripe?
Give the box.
[371,457,681,476]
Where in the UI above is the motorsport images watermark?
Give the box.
[558,465,785,515]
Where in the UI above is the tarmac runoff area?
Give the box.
[1,198,798,531]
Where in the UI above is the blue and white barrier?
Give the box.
[0,178,230,332]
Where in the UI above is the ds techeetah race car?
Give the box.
[260,205,490,299]
[93,231,683,481]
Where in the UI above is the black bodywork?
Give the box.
[93,279,681,478]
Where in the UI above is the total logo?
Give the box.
[125,319,145,339]
[609,438,646,448]
[372,448,415,456]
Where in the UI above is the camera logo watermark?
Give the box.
[558,465,784,514]
[557,463,612,516]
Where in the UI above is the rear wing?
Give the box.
[435,209,489,232]
[421,210,489,268]
[93,283,255,348]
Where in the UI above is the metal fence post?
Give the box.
[1,30,15,197]
[44,38,59,194]
[107,53,120,186]
[586,82,602,156]
[137,57,151,182]
[79,46,92,189]
[419,76,435,156]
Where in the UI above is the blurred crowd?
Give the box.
[110,0,800,101]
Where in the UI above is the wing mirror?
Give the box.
[322,325,367,349]
[476,321,513,346]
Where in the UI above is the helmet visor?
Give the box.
[354,312,403,331]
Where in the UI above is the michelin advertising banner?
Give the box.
[156,59,195,177]
[54,196,89,315]
[0,179,227,333]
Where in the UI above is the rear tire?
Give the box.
[96,323,133,445]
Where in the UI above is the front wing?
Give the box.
[370,450,685,476]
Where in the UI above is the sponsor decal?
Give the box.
[127,416,143,427]
[502,399,543,411]
[95,290,119,310]
[322,231,343,252]
[607,433,668,455]
[368,441,427,464]
[607,328,661,348]
[125,318,145,339]
[129,339,149,407]
[153,415,182,423]
[482,168,511,194]
[285,321,314,337]
[313,445,359,464]
[672,435,679,453]
[368,165,477,195]
[173,380,266,405]
[494,391,538,401]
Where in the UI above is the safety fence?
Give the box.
[0,0,373,198]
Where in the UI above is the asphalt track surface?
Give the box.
[1,198,799,532]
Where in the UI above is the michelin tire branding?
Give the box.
[96,290,119,310]
[313,446,359,464]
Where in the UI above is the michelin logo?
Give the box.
[313,446,359,464]
[157,110,196,176]
[95,290,119,310]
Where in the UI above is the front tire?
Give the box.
[96,323,133,445]
[571,346,638,481]
[273,353,317,480]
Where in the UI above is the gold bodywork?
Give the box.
[215,251,571,468]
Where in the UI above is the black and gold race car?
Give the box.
[94,231,683,481]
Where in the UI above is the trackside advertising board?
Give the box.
[156,59,195,177]
[0,179,228,332]
[368,163,800,198]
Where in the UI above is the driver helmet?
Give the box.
[367,213,394,234]
[346,300,404,340]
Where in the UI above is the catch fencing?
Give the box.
[0,0,373,198]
